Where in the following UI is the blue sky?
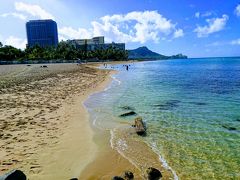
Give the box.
[0,0,240,57]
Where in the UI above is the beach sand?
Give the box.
[0,63,116,179]
[0,62,172,179]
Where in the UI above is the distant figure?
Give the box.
[126,65,129,71]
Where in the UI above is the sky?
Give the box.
[0,0,240,58]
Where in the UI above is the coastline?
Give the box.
[79,62,174,179]
[0,61,174,179]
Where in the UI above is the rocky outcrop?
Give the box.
[0,169,26,180]
[134,117,146,135]
[119,111,137,117]
[123,171,134,180]
[112,176,124,180]
[146,167,162,180]
[222,125,237,131]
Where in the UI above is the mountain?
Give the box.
[127,46,188,60]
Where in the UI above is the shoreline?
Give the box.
[0,61,175,179]
[79,62,175,179]
[80,64,143,179]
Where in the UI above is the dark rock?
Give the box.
[112,176,124,180]
[134,117,146,136]
[40,65,48,68]
[0,169,26,180]
[190,102,207,106]
[222,125,237,131]
[123,171,134,180]
[146,167,162,180]
[236,119,240,122]
[165,100,180,108]
[153,100,180,111]
[119,111,137,117]
[69,178,78,180]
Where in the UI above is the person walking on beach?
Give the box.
[126,65,129,71]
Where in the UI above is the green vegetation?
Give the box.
[0,41,128,62]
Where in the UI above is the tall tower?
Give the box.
[26,19,58,48]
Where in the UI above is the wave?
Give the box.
[111,75,121,85]
[149,142,179,180]
[110,129,142,172]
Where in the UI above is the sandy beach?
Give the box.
[0,63,116,179]
[0,62,172,180]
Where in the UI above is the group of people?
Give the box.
[103,63,131,71]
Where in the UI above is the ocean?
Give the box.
[84,58,240,179]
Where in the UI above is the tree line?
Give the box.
[0,41,128,61]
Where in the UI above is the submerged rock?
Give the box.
[69,178,78,180]
[153,100,181,111]
[236,118,240,122]
[146,167,162,180]
[123,171,134,180]
[112,176,124,180]
[120,106,135,111]
[0,169,26,180]
[119,111,137,117]
[222,125,237,131]
[190,102,207,106]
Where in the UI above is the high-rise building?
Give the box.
[26,19,58,48]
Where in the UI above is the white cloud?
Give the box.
[60,11,183,43]
[235,4,240,16]
[202,11,213,17]
[15,2,55,20]
[195,11,214,19]
[206,41,225,47]
[231,39,240,45]
[0,12,27,20]
[195,12,200,18]
[173,29,184,38]
[194,14,228,37]
[5,36,27,49]
[58,27,92,39]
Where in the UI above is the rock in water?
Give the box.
[0,169,26,180]
[123,171,134,180]
[120,106,135,111]
[134,117,146,135]
[112,176,124,180]
[146,167,162,180]
[222,125,237,131]
[119,111,137,117]
[69,178,78,180]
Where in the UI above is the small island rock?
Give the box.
[123,171,134,180]
[0,169,26,180]
[146,167,162,180]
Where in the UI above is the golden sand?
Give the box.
[0,63,114,179]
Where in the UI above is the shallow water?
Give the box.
[85,58,240,179]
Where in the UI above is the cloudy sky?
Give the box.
[0,0,240,57]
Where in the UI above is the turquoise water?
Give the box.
[85,58,240,179]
